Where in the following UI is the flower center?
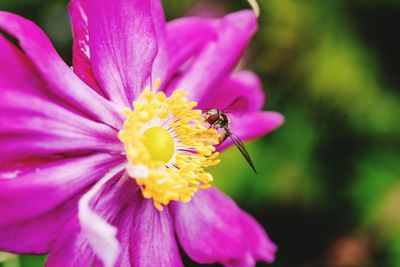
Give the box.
[118,85,220,211]
[142,127,174,164]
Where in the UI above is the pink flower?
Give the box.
[0,0,283,266]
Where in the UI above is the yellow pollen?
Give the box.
[142,127,174,164]
[118,86,220,211]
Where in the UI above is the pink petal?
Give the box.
[46,173,138,267]
[0,35,44,96]
[166,10,257,104]
[163,17,217,87]
[0,153,124,225]
[0,91,122,162]
[199,70,265,111]
[0,91,115,139]
[68,0,168,95]
[171,188,245,264]
[0,135,118,165]
[130,198,183,267]
[0,33,122,162]
[112,191,139,267]
[91,178,140,267]
[218,111,285,151]
[223,213,277,267]
[0,193,81,254]
[239,211,277,264]
[0,11,123,129]
[68,0,104,95]
[87,0,163,105]
[86,186,184,267]
[78,165,126,267]
[150,0,168,86]
[45,217,95,267]
[171,188,276,265]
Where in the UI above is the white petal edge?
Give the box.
[126,164,149,179]
[78,163,126,267]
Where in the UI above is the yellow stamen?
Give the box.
[118,87,220,211]
[154,78,161,90]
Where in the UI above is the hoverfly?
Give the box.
[204,97,257,173]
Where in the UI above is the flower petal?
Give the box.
[166,10,257,103]
[199,70,265,111]
[171,188,276,265]
[68,0,168,94]
[219,111,284,150]
[0,153,124,225]
[0,91,122,162]
[45,217,95,267]
[171,188,244,264]
[222,212,277,267]
[239,211,277,264]
[78,165,126,267]
[87,0,162,105]
[150,0,168,85]
[46,173,138,267]
[68,0,104,94]
[112,189,139,267]
[0,35,44,96]
[0,11,123,129]
[0,135,118,165]
[0,35,122,161]
[163,17,217,86]
[89,182,183,267]
[130,198,183,267]
[0,193,81,254]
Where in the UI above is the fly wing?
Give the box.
[225,128,257,173]
[223,97,249,117]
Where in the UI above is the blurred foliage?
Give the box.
[1,0,400,266]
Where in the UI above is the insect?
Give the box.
[204,97,257,173]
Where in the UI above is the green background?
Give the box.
[1,0,399,266]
